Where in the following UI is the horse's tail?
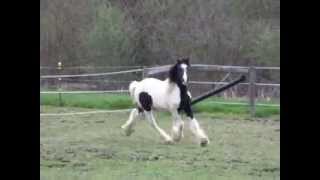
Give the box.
[129,80,139,98]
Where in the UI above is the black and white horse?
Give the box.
[121,58,209,146]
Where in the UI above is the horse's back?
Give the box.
[135,78,168,96]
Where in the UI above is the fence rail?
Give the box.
[40,90,129,94]
[40,68,143,79]
[189,81,280,87]
[145,64,253,75]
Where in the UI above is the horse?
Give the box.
[121,58,210,146]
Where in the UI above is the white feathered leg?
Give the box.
[171,110,184,142]
[121,108,139,136]
[145,111,173,144]
[188,117,209,146]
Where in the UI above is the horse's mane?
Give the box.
[168,64,179,84]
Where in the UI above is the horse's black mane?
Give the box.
[169,58,190,85]
[168,58,193,117]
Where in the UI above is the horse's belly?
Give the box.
[149,94,170,109]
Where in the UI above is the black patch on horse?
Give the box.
[139,92,153,111]
[169,58,194,118]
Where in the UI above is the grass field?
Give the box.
[40,105,280,180]
[40,93,280,118]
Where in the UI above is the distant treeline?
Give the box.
[40,0,280,67]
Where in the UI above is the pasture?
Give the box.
[40,105,279,180]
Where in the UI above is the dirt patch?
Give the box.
[94,149,116,159]
[128,150,164,161]
[250,167,280,176]
[41,162,67,168]
[228,159,249,164]
[95,120,105,123]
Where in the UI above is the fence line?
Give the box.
[40,64,279,79]
[40,65,143,69]
[40,108,132,117]
[128,64,280,76]
[255,67,280,70]
[40,81,280,95]
[206,101,280,107]
[40,68,143,79]
[40,90,129,94]
[146,64,252,75]
[189,81,280,87]
[43,79,132,83]
[41,64,280,70]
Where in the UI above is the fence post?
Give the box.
[58,61,63,106]
[141,66,145,79]
[248,66,256,117]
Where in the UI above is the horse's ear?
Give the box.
[182,58,190,66]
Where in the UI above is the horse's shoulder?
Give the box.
[142,77,163,83]
[139,78,166,87]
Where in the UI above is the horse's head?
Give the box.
[169,57,190,86]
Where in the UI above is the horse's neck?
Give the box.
[164,78,176,92]
[165,78,188,95]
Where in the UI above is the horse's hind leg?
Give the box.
[121,108,139,136]
[145,111,174,144]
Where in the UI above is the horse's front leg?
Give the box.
[171,110,184,142]
[188,117,209,146]
[184,105,209,146]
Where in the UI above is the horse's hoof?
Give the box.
[200,138,209,147]
[171,132,182,142]
[121,126,134,136]
[125,128,135,136]
[172,136,181,142]
[164,139,174,145]
[126,129,135,136]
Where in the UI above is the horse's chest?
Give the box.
[164,88,181,107]
[167,92,181,104]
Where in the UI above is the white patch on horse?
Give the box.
[187,91,192,99]
[180,64,188,85]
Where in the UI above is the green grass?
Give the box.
[193,101,280,119]
[40,106,280,180]
[40,94,279,118]
[41,94,132,110]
